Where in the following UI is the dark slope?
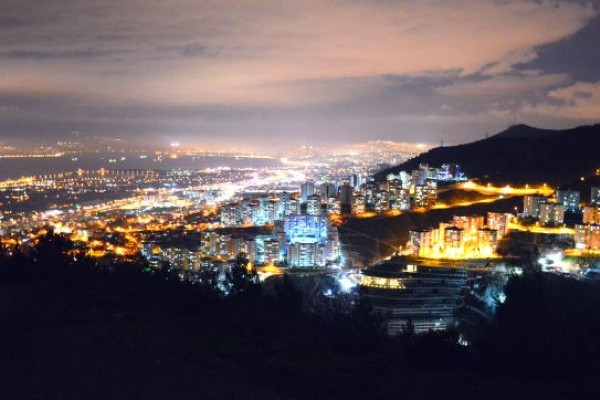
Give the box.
[376,124,600,185]
[2,274,598,399]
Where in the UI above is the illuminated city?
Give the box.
[2,1,600,398]
[2,98,600,400]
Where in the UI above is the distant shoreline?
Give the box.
[0,153,283,181]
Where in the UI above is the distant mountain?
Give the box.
[491,124,564,139]
[376,124,600,185]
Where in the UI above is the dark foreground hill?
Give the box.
[2,236,600,399]
[376,124,600,185]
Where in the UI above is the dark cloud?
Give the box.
[519,15,600,81]
[0,0,598,150]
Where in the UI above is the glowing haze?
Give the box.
[0,0,599,150]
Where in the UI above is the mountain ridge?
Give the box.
[375,123,600,185]
[492,124,561,139]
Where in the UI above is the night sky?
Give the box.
[1,0,599,150]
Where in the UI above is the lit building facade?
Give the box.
[300,181,315,203]
[220,194,289,226]
[486,212,509,239]
[284,214,338,267]
[452,215,484,232]
[523,195,545,218]
[476,228,498,257]
[409,230,432,257]
[539,202,565,226]
[409,215,499,259]
[306,194,322,216]
[443,227,465,258]
[574,224,600,252]
[556,189,580,213]
[591,187,600,206]
[262,239,281,264]
[286,242,326,267]
[583,206,600,224]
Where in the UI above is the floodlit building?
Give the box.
[283,198,301,216]
[523,195,546,218]
[382,164,465,213]
[284,214,328,243]
[409,215,499,259]
[476,228,498,257]
[583,206,600,225]
[220,195,286,226]
[443,227,465,258]
[284,214,338,267]
[306,194,322,216]
[263,240,281,264]
[286,242,326,267]
[409,229,433,257]
[453,215,484,232]
[411,180,437,208]
[574,224,600,252]
[539,202,565,226]
[487,212,509,239]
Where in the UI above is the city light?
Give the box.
[455,181,554,196]
[337,273,358,293]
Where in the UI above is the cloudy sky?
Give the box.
[1,0,599,150]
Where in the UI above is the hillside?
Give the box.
[339,196,522,266]
[376,124,600,185]
[3,248,600,399]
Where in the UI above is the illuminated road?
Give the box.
[428,197,500,210]
[353,180,550,219]
[507,221,574,235]
[442,180,554,197]
[255,265,346,282]
[402,257,496,271]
